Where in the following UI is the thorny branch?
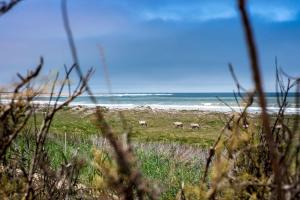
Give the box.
[0,58,42,159]
[24,64,92,199]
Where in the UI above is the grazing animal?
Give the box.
[190,123,200,129]
[242,123,249,129]
[139,120,147,127]
[275,124,282,129]
[173,122,183,128]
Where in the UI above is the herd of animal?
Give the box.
[138,120,200,129]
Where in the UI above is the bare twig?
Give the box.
[0,0,21,16]
[238,0,284,198]
[61,0,157,199]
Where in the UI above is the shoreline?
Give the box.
[1,99,299,114]
[44,102,300,115]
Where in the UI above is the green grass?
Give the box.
[109,110,223,146]
[18,109,224,199]
[45,109,225,147]
[13,132,203,199]
[11,109,299,199]
[137,150,202,199]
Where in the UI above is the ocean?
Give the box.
[30,92,299,114]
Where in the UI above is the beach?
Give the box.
[3,92,295,114]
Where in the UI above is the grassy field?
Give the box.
[18,108,227,199]
[49,108,226,146]
[14,108,299,199]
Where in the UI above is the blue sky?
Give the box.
[0,0,299,92]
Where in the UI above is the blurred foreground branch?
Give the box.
[0,0,21,16]
[61,0,158,199]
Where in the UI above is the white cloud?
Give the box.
[143,11,182,21]
[141,4,236,22]
[141,2,299,23]
[250,6,298,22]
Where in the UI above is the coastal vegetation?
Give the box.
[1,0,300,199]
[13,109,210,199]
[48,109,225,146]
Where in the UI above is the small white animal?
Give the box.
[242,124,249,129]
[190,123,200,129]
[173,121,183,128]
[139,120,147,127]
[275,124,282,129]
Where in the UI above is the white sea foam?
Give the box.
[1,99,299,114]
[82,93,173,97]
[41,101,300,114]
[91,104,299,114]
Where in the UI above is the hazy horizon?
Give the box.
[1,0,299,92]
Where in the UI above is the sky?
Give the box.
[0,0,299,92]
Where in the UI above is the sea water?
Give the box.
[28,93,299,114]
